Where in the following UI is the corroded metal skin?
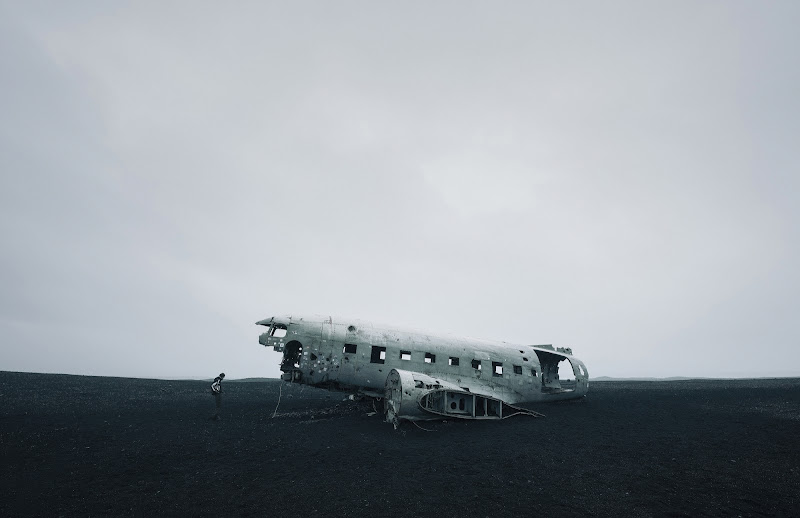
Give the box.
[257,314,588,423]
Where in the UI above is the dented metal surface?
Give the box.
[257,314,588,425]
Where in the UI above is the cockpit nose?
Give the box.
[256,320,271,347]
[256,319,289,351]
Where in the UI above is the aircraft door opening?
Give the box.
[280,340,304,382]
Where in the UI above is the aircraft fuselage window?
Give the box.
[343,343,357,354]
[448,357,459,366]
[513,365,522,375]
[371,346,387,364]
[492,362,503,376]
[472,359,482,370]
[424,353,436,364]
[400,351,411,360]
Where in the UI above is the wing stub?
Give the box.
[384,369,544,426]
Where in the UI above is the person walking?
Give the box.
[210,372,225,420]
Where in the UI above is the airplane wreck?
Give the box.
[257,315,588,426]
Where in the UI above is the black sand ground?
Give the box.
[1,372,798,517]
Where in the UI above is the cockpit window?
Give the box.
[270,324,288,338]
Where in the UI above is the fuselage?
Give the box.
[257,314,588,404]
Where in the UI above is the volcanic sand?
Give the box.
[1,372,798,516]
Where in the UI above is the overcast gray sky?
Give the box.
[1,1,798,379]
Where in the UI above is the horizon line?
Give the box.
[2,370,799,382]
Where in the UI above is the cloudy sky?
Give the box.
[1,1,798,380]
